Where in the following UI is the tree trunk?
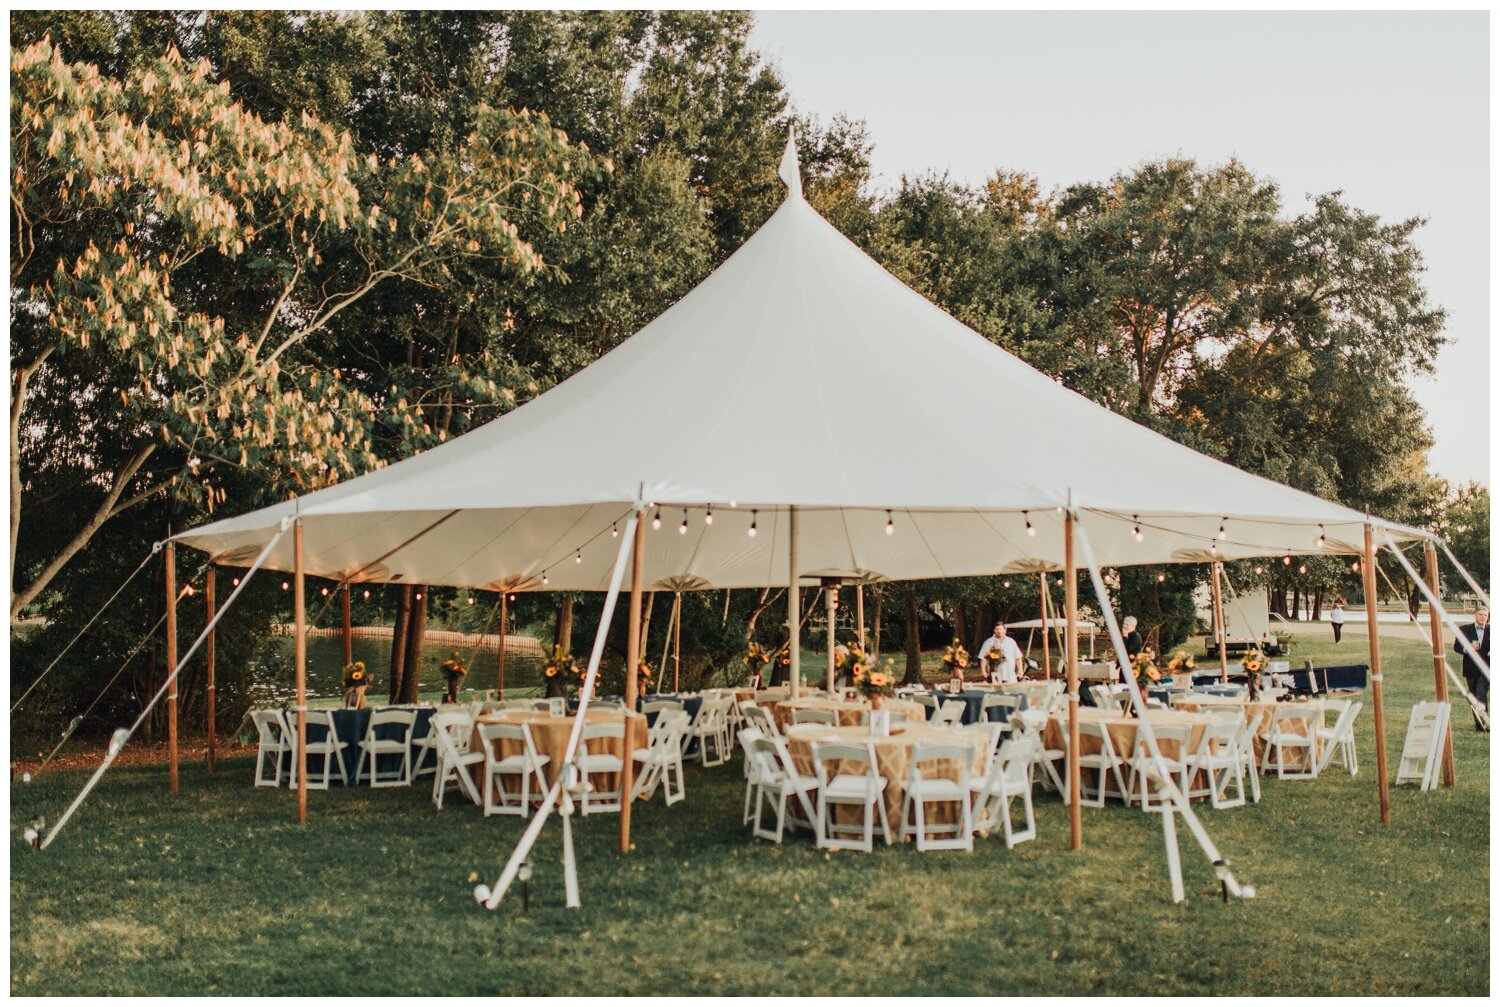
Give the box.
[1311,586,1325,623]
[399,587,428,704]
[388,585,412,703]
[903,584,923,685]
[872,588,884,659]
[745,587,784,641]
[1292,588,1301,621]
[553,595,574,655]
[952,604,968,652]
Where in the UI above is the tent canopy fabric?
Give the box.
[174,144,1420,590]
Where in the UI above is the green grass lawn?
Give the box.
[10,634,1488,995]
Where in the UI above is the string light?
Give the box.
[541,573,549,586]
[575,549,583,563]
[1351,561,1360,573]
[509,593,517,602]
[1210,539,1218,556]
[611,524,618,538]
[1218,519,1228,540]
[1254,565,1264,575]
[321,587,329,596]
[748,510,758,537]
[468,596,476,605]
[729,501,737,508]
[652,509,661,530]
[1316,525,1326,549]
[885,510,895,536]
[183,585,195,596]
[415,591,423,601]
[1283,552,1292,566]
[679,511,688,535]
[1003,580,1011,588]
[1157,572,1166,583]
[1024,511,1035,538]
[1132,516,1143,542]
[281,581,289,591]
[1298,564,1307,575]
[233,578,241,587]
[362,590,371,599]
[705,507,714,526]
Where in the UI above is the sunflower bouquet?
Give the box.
[637,660,654,692]
[544,645,583,697]
[342,661,372,691]
[439,651,468,702]
[1130,649,1162,685]
[940,639,970,676]
[839,641,871,680]
[1165,651,1196,677]
[744,642,769,676]
[852,659,897,701]
[1240,649,1268,676]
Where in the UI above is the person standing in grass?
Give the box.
[977,622,1022,683]
[1455,606,1489,731]
[1329,599,1346,643]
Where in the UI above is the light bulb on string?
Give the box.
[1157,572,1166,583]
[1210,539,1218,556]
[705,507,714,526]
[415,592,423,601]
[1351,561,1360,573]
[1283,552,1292,566]
[233,578,241,587]
[541,573,549,586]
[363,590,371,600]
[1298,564,1307,575]
[748,511,758,537]
[1132,516,1143,542]
[321,587,329,596]
[1254,565,1263,576]
[1003,580,1011,589]
[885,510,894,536]
[509,593,517,602]
[1316,525,1326,549]
[184,585,195,597]
[468,596,476,605]
[1024,512,1035,538]
[281,581,289,591]
[575,550,583,564]
[651,510,661,530]
[611,524,618,538]
[1218,519,1228,540]
[679,511,688,535]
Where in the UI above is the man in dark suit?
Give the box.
[1455,607,1489,730]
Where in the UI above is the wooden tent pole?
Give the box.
[856,585,866,650]
[1423,544,1456,785]
[621,516,645,853]
[165,540,179,794]
[1065,512,1081,850]
[497,593,508,698]
[341,583,353,667]
[1212,562,1229,682]
[1039,573,1052,681]
[1362,525,1392,823]
[825,583,838,693]
[674,593,685,691]
[205,567,217,775]
[294,519,308,824]
[789,507,800,699]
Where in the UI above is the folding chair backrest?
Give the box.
[997,732,1038,786]
[582,720,626,743]
[912,694,938,711]
[430,713,473,762]
[642,701,674,717]
[251,709,287,745]
[749,735,786,783]
[909,742,974,783]
[811,741,877,782]
[793,707,838,725]
[368,708,416,736]
[303,709,338,743]
[1136,723,1193,757]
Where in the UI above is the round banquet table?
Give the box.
[923,689,1031,725]
[282,705,435,785]
[473,709,647,794]
[771,697,924,731]
[1170,696,1328,771]
[1044,708,1214,794]
[782,722,990,840]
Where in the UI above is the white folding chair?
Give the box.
[1128,724,1195,812]
[899,742,975,851]
[792,707,838,726]
[971,732,1038,847]
[411,712,442,780]
[633,709,689,806]
[686,697,732,766]
[1191,719,1247,809]
[251,709,292,787]
[1076,720,1130,806]
[748,735,820,844]
[479,721,551,817]
[911,694,939,719]
[980,694,1020,727]
[1266,705,1320,779]
[742,703,780,739]
[429,711,483,809]
[1012,708,1066,798]
[930,701,966,730]
[577,720,627,815]
[355,708,417,787]
[737,726,767,824]
[289,710,347,790]
[1314,699,1362,777]
[811,741,892,852]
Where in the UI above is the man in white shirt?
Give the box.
[977,622,1024,683]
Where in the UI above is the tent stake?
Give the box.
[205,567,216,775]
[621,517,645,853]
[295,519,308,824]
[1212,561,1229,682]
[1064,512,1081,849]
[165,540,179,795]
[1362,525,1392,824]
[1423,544,1457,786]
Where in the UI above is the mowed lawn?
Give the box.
[10,633,1489,995]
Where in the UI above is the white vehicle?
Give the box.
[1202,586,1286,657]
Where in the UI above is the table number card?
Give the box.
[869,710,891,737]
[548,697,567,717]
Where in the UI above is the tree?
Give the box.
[1437,482,1490,593]
[10,39,599,618]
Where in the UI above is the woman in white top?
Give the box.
[1329,599,1345,644]
[977,622,1024,683]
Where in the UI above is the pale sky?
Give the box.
[751,11,1489,486]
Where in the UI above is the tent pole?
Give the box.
[1423,544,1457,786]
[1212,562,1229,682]
[1064,512,1081,849]
[294,519,308,824]
[856,585,866,650]
[1362,524,1392,823]
[1039,573,1052,681]
[825,583,837,693]
[205,566,216,775]
[673,592,682,693]
[621,516,645,854]
[789,507,800,699]
[497,593,507,698]
[165,539,179,795]
[341,582,353,667]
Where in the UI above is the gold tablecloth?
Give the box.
[772,697,924,731]
[783,723,988,836]
[473,709,647,794]
[1171,697,1327,771]
[1045,708,1214,794]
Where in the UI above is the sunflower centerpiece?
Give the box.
[1240,648,1269,699]
[941,639,970,689]
[342,661,373,709]
[543,644,582,699]
[439,651,468,703]
[1165,650,1196,682]
[743,642,769,689]
[852,658,897,710]
[636,659,654,696]
[839,641,870,686]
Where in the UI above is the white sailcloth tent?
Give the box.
[173,141,1419,588]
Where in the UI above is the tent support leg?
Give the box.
[497,593,507,698]
[1423,544,1457,786]
[1065,512,1081,850]
[1039,573,1051,680]
[856,586,865,651]
[295,519,308,824]
[1212,561,1229,683]
[206,567,216,775]
[1362,525,1391,824]
[478,509,642,909]
[825,583,837,693]
[789,507,800,699]
[622,517,645,854]
[165,540,178,795]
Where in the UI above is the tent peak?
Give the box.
[778,125,802,199]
